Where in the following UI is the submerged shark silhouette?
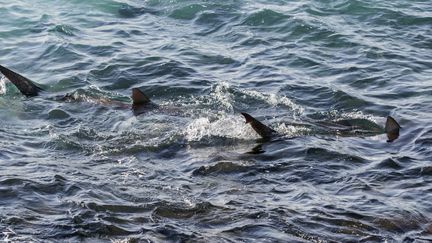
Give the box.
[0,64,153,115]
[241,112,401,143]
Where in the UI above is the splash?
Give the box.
[0,76,7,95]
[339,110,379,122]
[209,81,234,112]
[183,82,307,142]
[184,113,311,142]
[205,81,304,114]
[240,89,304,114]
[326,109,380,124]
[110,238,134,243]
[274,122,311,136]
[184,114,259,141]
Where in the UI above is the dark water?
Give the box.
[1,0,432,242]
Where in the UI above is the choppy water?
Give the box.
[1,0,432,242]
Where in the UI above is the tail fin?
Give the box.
[0,65,43,97]
[385,116,401,142]
[131,88,151,105]
[241,112,277,139]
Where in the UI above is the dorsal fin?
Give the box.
[131,88,151,105]
[241,112,277,139]
[0,65,43,97]
[385,116,401,142]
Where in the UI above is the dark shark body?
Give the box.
[130,88,158,115]
[241,112,401,142]
[0,65,43,96]
[384,116,401,142]
[0,64,153,115]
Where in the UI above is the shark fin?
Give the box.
[0,65,43,97]
[241,112,277,139]
[131,88,151,105]
[385,116,401,142]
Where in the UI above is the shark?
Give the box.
[241,112,401,143]
[0,64,402,143]
[0,64,154,115]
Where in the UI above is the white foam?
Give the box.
[209,81,234,112]
[112,116,138,131]
[183,81,307,142]
[274,122,311,136]
[0,76,7,95]
[240,89,304,114]
[331,110,380,124]
[184,115,259,141]
[110,238,134,243]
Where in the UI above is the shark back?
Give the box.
[241,112,277,139]
[0,65,43,97]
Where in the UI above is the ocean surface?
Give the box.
[0,0,431,242]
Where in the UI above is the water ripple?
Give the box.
[1,0,432,241]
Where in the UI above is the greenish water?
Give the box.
[1,0,431,242]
